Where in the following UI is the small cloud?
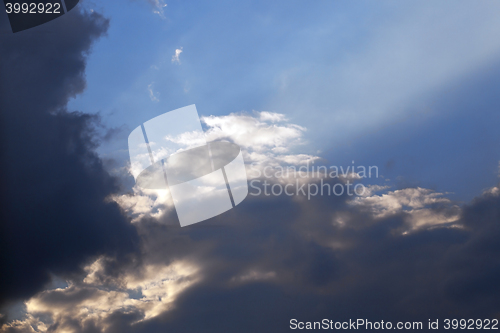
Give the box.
[349,187,460,230]
[259,111,287,122]
[147,0,167,19]
[148,83,160,102]
[164,130,206,148]
[231,270,277,283]
[172,47,183,64]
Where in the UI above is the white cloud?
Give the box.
[164,130,206,148]
[202,111,308,161]
[258,111,287,122]
[357,184,391,197]
[119,110,465,234]
[171,47,183,64]
[115,111,317,223]
[3,259,200,331]
[483,185,499,197]
[349,187,461,230]
[112,186,173,223]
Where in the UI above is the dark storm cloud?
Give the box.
[97,181,500,333]
[2,169,500,332]
[0,7,138,308]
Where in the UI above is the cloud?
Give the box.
[112,111,317,224]
[164,131,206,148]
[202,111,311,165]
[349,187,461,230]
[258,112,287,123]
[231,270,277,284]
[112,186,172,223]
[171,47,183,64]
[145,0,167,19]
[0,7,137,310]
[4,176,500,331]
[0,253,200,331]
[3,98,489,331]
[5,259,200,330]
[147,83,160,102]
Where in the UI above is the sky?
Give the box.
[69,0,500,201]
[1,0,500,332]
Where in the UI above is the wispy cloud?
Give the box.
[147,82,159,102]
[146,0,167,19]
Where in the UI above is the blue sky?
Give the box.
[68,0,500,201]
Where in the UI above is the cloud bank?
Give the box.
[0,7,138,311]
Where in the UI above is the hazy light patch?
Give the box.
[231,270,277,284]
[269,2,500,149]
